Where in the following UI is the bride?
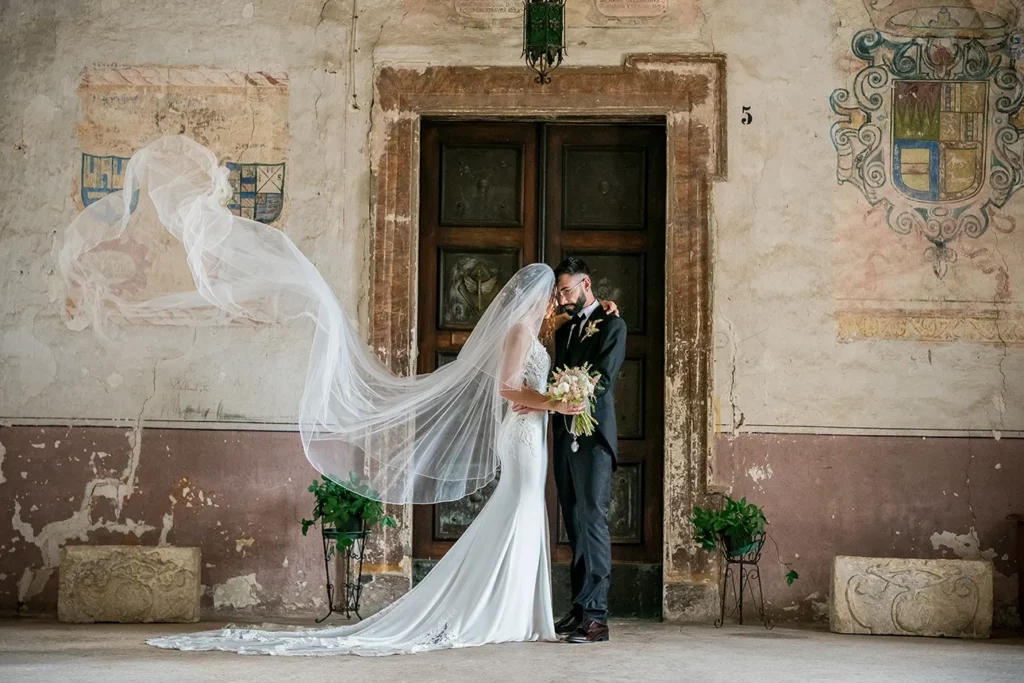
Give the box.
[151,269,585,656]
[59,136,608,656]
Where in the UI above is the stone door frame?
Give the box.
[366,54,726,622]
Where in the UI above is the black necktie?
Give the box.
[568,314,585,348]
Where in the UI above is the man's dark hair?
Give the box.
[553,257,590,280]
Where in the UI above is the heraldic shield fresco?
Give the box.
[69,67,289,323]
[832,1,1024,344]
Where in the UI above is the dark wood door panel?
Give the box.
[416,120,665,565]
[546,124,665,564]
[440,144,524,228]
[436,248,523,331]
[415,121,539,559]
[562,145,648,231]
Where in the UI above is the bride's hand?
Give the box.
[600,299,620,317]
[553,401,585,416]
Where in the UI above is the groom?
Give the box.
[549,257,627,643]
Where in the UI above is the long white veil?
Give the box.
[58,135,554,504]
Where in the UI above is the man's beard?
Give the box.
[559,291,587,316]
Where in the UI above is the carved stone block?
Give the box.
[829,556,992,638]
[58,546,201,623]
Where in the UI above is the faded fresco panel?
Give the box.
[72,67,289,318]
[446,0,694,27]
[452,0,522,25]
[579,0,680,27]
[833,200,1024,344]
[831,2,1024,344]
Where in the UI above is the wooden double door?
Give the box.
[414,120,665,568]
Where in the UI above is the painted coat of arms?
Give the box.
[81,153,138,210]
[79,153,286,223]
[831,0,1024,277]
[226,162,286,222]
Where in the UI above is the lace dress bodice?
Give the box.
[521,337,551,393]
[496,338,550,457]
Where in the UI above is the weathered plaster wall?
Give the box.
[0,0,370,616]
[714,435,1022,628]
[1,0,1022,623]
[711,0,1024,435]
[701,0,1024,628]
[0,426,324,616]
[1,0,367,427]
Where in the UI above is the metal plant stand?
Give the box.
[315,525,369,623]
[715,533,773,630]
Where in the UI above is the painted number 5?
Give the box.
[741,106,753,125]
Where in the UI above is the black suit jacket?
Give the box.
[552,306,627,467]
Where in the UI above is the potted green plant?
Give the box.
[302,473,399,622]
[690,496,798,585]
[301,473,398,556]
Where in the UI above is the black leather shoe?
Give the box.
[554,612,583,636]
[566,619,609,643]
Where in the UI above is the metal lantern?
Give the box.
[523,0,566,84]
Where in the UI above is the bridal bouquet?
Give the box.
[546,364,602,439]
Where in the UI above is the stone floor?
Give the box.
[1,618,1022,683]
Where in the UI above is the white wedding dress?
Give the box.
[149,337,556,656]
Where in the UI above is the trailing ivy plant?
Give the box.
[301,473,398,555]
[690,496,799,586]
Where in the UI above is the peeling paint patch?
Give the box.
[0,441,6,484]
[158,512,174,546]
[930,527,998,561]
[747,463,773,484]
[10,429,152,604]
[175,479,216,507]
[213,574,261,610]
[235,537,255,554]
[802,590,830,619]
[18,566,53,603]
